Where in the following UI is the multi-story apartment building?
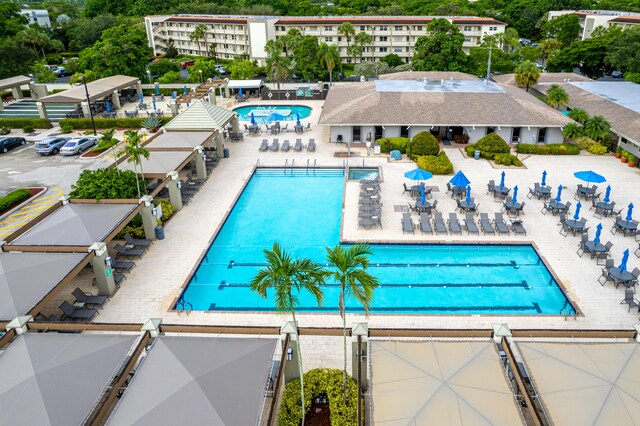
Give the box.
[144,15,506,65]
[20,9,51,27]
[547,10,640,40]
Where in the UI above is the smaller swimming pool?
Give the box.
[233,105,312,122]
[349,167,380,181]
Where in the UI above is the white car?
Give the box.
[59,137,97,155]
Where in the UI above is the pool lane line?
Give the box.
[200,303,543,313]
[224,260,525,269]
[215,280,531,290]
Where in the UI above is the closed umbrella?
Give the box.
[541,170,547,187]
[555,185,563,202]
[626,203,634,222]
[619,249,630,272]
[152,99,157,111]
[512,185,518,203]
[420,185,426,203]
[404,168,433,182]
[183,85,188,94]
[603,185,612,203]
[105,100,111,112]
[499,171,506,188]
[172,91,176,100]
[466,185,471,203]
[250,112,256,125]
[449,170,470,188]
[239,88,243,97]
[573,201,582,220]
[139,92,144,104]
[296,113,301,126]
[574,170,606,186]
[155,85,160,95]
[594,223,602,244]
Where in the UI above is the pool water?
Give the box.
[349,168,380,181]
[178,168,572,315]
[233,105,312,122]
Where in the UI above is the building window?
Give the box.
[464,36,471,43]
[464,26,472,31]
[325,37,333,42]
[489,26,497,31]
[394,47,403,52]
[394,25,403,31]
[280,26,286,31]
[415,26,422,31]
[324,26,333,31]
[379,47,387,52]
[309,26,317,31]
[394,36,404,42]
[379,25,388,31]
[379,36,387,41]
[538,128,547,143]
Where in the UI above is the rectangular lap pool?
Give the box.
[177,168,572,315]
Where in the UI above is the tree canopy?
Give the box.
[412,18,467,71]
[544,13,581,46]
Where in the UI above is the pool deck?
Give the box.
[46,98,640,370]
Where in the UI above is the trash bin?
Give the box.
[223,148,230,158]
[155,226,165,240]
[474,150,480,160]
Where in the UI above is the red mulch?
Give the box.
[80,151,101,158]
[0,187,45,216]
[304,402,331,426]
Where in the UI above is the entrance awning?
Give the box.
[39,75,139,104]
[226,79,264,89]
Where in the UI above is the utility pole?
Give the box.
[486,34,493,81]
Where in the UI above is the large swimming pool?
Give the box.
[233,105,312,122]
[177,168,572,315]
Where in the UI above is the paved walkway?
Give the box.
[0,185,63,239]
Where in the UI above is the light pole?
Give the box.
[199,69,203,84]
[79,76,96,136]
[485,33,493,81]
[146,70,151,85]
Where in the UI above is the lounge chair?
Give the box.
[464,213,479,235]
[305,123,311,132]
[621,289,640,312]
[112,259,135,272]
[307,139,316,152]
[281,140,291,151]
[59,301,98,320]
[419,213,433,234]
[401,213,414,234]
[433,212,447,235]
[448,213,462,235]
[114,244,145,258]
[72,287,108,307]
[511,219,526,236]
[124,233,152,248]
[114,272,125,286]
[259,139,269,152]
[494,213,510,235]
[598,259,615,285]
[480,213,495,235]
[294,139,303,151]
[270,139,279,151]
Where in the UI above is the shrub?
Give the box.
[0,188,30,211]
[516,144,550,155]
[407,131,439,160]
[575,136,607,155]
[69,168,146,200]
[454,134,470,144]
[142,116,163,132]
[83,129,95,135]
[60,124,73,134]
[376,137,409,154]
[475,133,510,154]
[416,151,454,174]
[278,368,360,426]
[516,143,581,155]
[494,153,523,167]
[91,138,119,153]
[58,117,172,130]
[0,118,52,129]
[22,125,35,134]
[0,127,9,135]
[116,198,175,239]
[465,144,476,157]
[464,143,495,159]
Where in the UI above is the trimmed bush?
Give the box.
[475,133,510,154]
[58,117,171,130]
[0,118,52,129]
[0,127,9,135]
[0,189,30,211]
[22,125,35,134]
[60,124,73,134]
[407,131,439,160]
[454,134,470,144]
[465,143,495,159]
[494,153,523,167]
[278,368,360,426]
[116,199,175,239]
[91,138,119,153]
[516,143,580,155]
[575,136,607,155]
[376,137,409,154]
[417,151,454,175]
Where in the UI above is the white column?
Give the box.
[36,102,48,119]
[89,242,116,296]
[11,87,23,99]
[139,195,158,241]
[112,90,121,109]
[166,171,182,211]
[280,321,300,383]
[5,316,32,334]
[194,146,207,180]
[352,322,369,390]
[215,133,224,159]
[231,115,240,134]
[80,101,91,119]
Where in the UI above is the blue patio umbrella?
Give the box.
[155,85,160,95]
[619,249,630,272]
[239,88,243,97]
[266,113,286,122]
[541,170,547,187]
[186,102,189,107]
[574,201,582,220]
[466,185,471,203]
[296,113,301,126]
[250,112,256,125]
[152,99,157,111]
[449,170,470,188]
[183,85,188,94]
[420,185,426,203]
[499,171,506,188]
[139,92,144,104]
[594,223,603,244]
[603,185,612,203]
[573,170,606,185]
[555,185,563,202]
[404,168,433,181]
[172,91,176,100]
[105,99,111,112]
[512,185,519,203]
[626,203,634,222]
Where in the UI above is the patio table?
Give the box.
[548,201,565,215]
[416,201,431,213]
[578,186,597,200]
[494,186,510,200]
[616,219,638,236]
[459,201,476,212]
[608,267,635,288]
[565,219,585,235]
[452,185,466,198]
[294,125,304,134]
[534,186,551,199]
[584,241,606,258]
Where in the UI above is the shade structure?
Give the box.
[371,341,522,425]
[296,112,301,125]
[574,170,606,184]
[603,185,611,203]
[404,168,433,181]
[449,170,470,187]
[541,170,547,187]
[119,150,195,178]
[147,131,214,150]
[266,112,285,122]
[594,223,603,244]
[574,201,582,220]
[139,92,144,104]
[0,252,87,320]
[164,100,235,132]
[466,185,471,203]
[155,85,160,95]
[10,203,138,247]
[420,185,426,203]
[108,336,277,425]
[518,342,640,426]
[250,112,256,125]
[183,85,188,94]
[106,99,111,112]
[0,333,135,426]
[39,75,139,104]
[152,99,157,111]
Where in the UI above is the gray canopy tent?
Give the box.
[146,131,215,150]
[0,252,88,321]
[0,333,136,425]
[107,335,277,425]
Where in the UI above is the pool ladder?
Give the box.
[560,300,576,320]
[306,159,316,174]
[176,299,193,315]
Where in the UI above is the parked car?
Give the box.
[54,68,72,77]
[611,70,624,78]
[35,137,70,155]
[215,64,228,75]
[0,136,26,153]
[180,60,195,69]
[59,137,97,155]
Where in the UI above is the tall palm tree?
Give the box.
[250,243,326,426]
[118,130,150,198]
[99,128,120,170]
[539,38,562,66]
[318,43,340,85]
[546,84,569,109]
[281,28,302,58]
[498,27,519,53]
[338,22,355,63]
[514,60,540,92]
[567,108,589,124]
[190,24,207,56]
[584,115,611,141]
[562,122,583,141]
[354,31,372,63]
[325,243,379,404]
[266,50,290,91]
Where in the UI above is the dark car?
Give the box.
[35,137,70,155]
[0,137,26,153]
[55,68,72,77]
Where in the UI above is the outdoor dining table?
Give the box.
[608,267,635,288]
[504,200,522,210]
[578,186,597,200]
[534,186,551,199]
[596,201,615,216]
[494,186,510,199]
[248,125,260,134]
[584,241,606,258]
[416,201,431,213]
[565,219,585,235]
[616,219,639,236]
[548,201,565,215]
[459,200,476,212]
[294,124,304,134]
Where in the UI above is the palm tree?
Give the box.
[318,43,340,85]
[584,115,611,141]
[562,123,583,141]
[567,108,589,124]
[266,50,290,91]
[498,27,519,53]
[546,84,569,109]
[118,130,150,198]
[338,22,356,64]
[354,31,372,63]
[514,60,540,92]
[281,28,302,58]
[99,128,120,169]
[250,243,326,426]
[190,24,207,56]
[325,243,379,404]
[539,38,562,67]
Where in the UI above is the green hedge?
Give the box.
[91,138,119,153]
[0,118,52,129]
[475,133,510,154]
[494,153,523,167]
[58,117,172,130]
[516,143,580,155]
[407,131,439,160]
[0,189,30,211]
[376,137,409,154]
[279,368,360,426]
[465,144,496,159]
[575,137,607,155]
[417,151,454,175]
